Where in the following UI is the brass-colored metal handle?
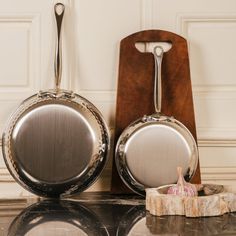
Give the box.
[54,3,65,91]
[153,46,164,114]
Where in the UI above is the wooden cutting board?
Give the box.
[111,30,201,194]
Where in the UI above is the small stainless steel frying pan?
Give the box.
[115,46,198,196]
[2,3,109,198]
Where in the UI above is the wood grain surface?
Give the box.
[111,30,201,194]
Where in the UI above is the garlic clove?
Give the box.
[167,167,198,197]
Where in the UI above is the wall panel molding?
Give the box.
[0,168,14,182]
[0,13,40,95]
[1,164,236,195]
[199,139,236,147]
[0,167,111,198]
[193,90,236,140]
[176,15,236,140]
[201,167,236,184]
[141,0,154,29]
[177,13,236,37]
[178,13,236,88]
[0,13,41,140]
[199,144,236,184]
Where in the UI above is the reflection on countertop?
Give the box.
[1,192,236,236]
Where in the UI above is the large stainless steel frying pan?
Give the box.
[2,3,109,198]
[115,46,198,196]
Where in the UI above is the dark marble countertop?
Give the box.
[1,192,236,236]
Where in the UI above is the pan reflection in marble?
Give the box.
[7,200,109,236]
[117,205,236,236]
[6,194,236,236]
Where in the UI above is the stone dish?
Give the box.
[146,184,236,217]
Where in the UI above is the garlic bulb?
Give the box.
[167,167,198,197]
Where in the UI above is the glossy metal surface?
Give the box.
[3,92,109,197]
[115,46,198,196]
[54,3,64,90]
[115,116,198,196]
[153,46,163,113]
[2,3,110,198]
[12,103,94,183]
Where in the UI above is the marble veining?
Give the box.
[1,192,236,235]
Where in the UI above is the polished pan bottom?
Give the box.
[3,93,109,197]
[124,124,192,187]
[116,118,198,196]
[124,124,193,187]
[11,103,95,183]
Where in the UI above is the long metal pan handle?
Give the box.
[54,3,65,91]
[153,46,164,114]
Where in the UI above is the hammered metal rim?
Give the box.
[2,90,110,198]
[115,115,198,196]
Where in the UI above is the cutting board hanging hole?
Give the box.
[135,42,172,53]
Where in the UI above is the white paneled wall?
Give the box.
[0,0,147,196]
[1,0,236,197]
[153,0,236,184]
